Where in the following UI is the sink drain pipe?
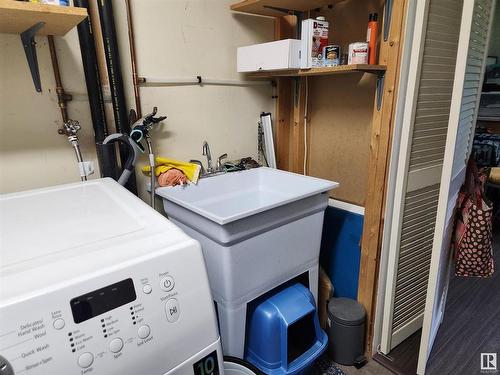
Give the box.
[74,0,118,180]
[97,0,137,194]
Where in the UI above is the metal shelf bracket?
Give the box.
[376,72,385,111]
[20,22,45,92]
[383,0,393,41]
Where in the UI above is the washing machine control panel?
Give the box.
[0,245,220,375]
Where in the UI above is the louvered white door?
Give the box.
[417,0,496,373]
[380,0,465,353]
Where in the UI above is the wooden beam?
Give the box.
[275,78,292,170]
[273,13,308,175]
[290,77,307,174]
[274,15,295,171]
[358,0,409,355]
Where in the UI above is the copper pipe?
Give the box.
[48,37,87,181]
[125,0,142,118]
[48,36,72,126]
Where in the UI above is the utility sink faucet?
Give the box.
[191,141,227,178]
[202,141,214,173]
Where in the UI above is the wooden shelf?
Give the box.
[0,0,87,36]
[230,0,340,17]
[247,64,387,78]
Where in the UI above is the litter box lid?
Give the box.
[328,298,366,326]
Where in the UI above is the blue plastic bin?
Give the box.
[245,283,328,375]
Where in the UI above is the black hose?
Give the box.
[97,0,137,194]
[74,0,118,180]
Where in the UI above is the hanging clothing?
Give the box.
[453,158,494,277]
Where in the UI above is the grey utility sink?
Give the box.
[155,167,338,225]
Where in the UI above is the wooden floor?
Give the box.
[314,353,393,375]
[368,226,500,375]
[372,330,421,375]
[337,360,394,375]
[425,228,500,375]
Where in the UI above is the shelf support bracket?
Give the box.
[383,0,393,42]
[263,5,292,14]
[376,73,385,111]
[21,22,45,93]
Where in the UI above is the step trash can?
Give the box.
[245,283,328,375]
[327,297,366,366]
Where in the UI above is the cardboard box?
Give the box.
[237,39,301,72]
[301,18,329,68]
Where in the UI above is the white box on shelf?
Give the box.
[237,39,301,72]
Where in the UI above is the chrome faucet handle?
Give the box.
[217,153,228,171]
[189,159,206,175]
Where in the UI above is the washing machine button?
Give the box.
[137,325,151,339]
[109,338,123,353]
[160,276,175,292]
[165,298,180,322]
[142,284,152,294]
[53,318,65,330]
[78,352,94,368]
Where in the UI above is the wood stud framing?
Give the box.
[358,0,408,354]
[291,77,307,174]
[274,15,295,171]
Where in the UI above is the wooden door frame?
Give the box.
[371,0,419,354]
[357,0,409,354]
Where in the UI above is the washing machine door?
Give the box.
[223,357,263,375]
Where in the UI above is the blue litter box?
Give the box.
[245,283,328,375]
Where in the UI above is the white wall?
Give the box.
[114,0,274,201]
[0,0,274,198]
[0,31,99,192]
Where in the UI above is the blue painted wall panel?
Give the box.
[320,206,364,300]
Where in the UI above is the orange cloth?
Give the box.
[158,168,188,187]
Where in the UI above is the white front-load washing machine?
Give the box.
[0,178,227,375]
